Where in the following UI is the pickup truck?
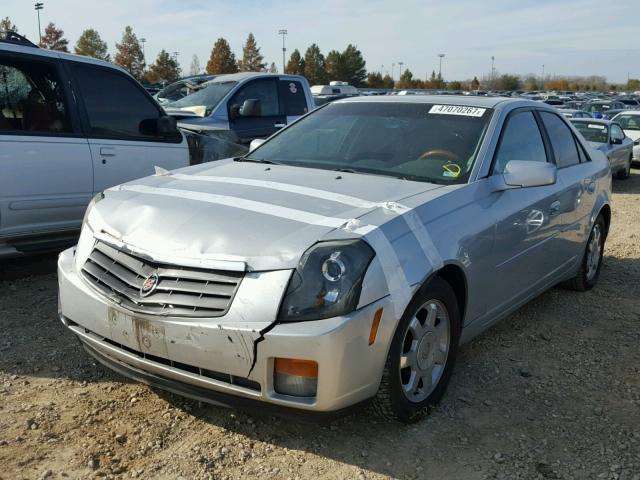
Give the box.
[164,72,315,161]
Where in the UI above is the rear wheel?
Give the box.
[617,155,631,179]
[372,277,460,423]
[562,214,606,291]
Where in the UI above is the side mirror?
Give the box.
[139,115,179,138]
[249,138,266,151]
[493,160,557,191]
[239,98,261,117]
[611,136,623,145]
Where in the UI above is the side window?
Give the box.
[540,112,580,168]
[278,80,308,116]
[493,111,547,174]
[70,63,161,139]
[228,79,279,117]
[0,58,70,133]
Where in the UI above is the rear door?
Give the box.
[227,77,285,142]
[278,78,310,124]
[67,61,187,193]
[0,51,92,240]
[538,111,598,263]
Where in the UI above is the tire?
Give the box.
[616,156,631,180]
[561,214,606,291]
[371,277,461,423]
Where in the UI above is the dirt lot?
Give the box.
[1,173,639,480]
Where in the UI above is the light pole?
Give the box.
[140,37,146,66]
[437,53,445,80]
[541,64,545,85]
[491,56,495,87]
[278,29,287,73]
[398,61,404,77]
[391,62,396,81]
[34,3,43,43]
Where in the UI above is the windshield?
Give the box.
[168,81,237,115]
[246,102,493,184]
[583,103,610,113]
[572,121,609,143]
[613,114,640,131]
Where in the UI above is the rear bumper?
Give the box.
[58,246,396,413]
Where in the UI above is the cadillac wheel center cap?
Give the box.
[140,273,159,297]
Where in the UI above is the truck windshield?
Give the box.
[168,81,237,116]
[245,102,493,184]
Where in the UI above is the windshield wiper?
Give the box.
[234,157,281,165]
[333,168,358,173]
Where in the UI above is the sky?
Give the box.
[4,0,639,83]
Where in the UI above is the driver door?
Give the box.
[227,78,285,142]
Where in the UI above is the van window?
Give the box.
[279,80,308,116]
[493,111,547,174]
[70,63,161,139]
[0,59,70,133]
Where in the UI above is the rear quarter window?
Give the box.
[279,80,308,116]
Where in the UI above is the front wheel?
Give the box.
[371,277,460,423]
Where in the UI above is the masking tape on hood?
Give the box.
[118,184,349,229]
[113,182,443,319]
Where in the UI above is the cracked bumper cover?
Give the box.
[58,247,395,412]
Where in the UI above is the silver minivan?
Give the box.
[0,32,189,258]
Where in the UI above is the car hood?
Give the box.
[88,159,447,272]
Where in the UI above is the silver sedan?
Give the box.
[58,97,611,422]
[570,118,633,179]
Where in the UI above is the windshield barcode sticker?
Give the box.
[429,105,486,117]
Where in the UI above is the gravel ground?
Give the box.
[1,172,639,480]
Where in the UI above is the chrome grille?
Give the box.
[81,242,243,317]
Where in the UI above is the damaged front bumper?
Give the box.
[58,247,394,413]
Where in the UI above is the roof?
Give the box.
[570,118,612,125]
[207,72,283,83]
[335,94,532,110]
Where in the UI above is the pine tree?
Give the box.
[39,22,68,52]
[382,74,395,89]
[397,69,415,89]
[238,33,266,72]
[303,44,326,85]
[145,50,180,83]
[325,50,345,81]
[0,17,18,34]
[342,44,366,87]
[206,38,238,74]
[285,49,304,75]
[189,54,201,76]
[366,72,384,88]
[268,62,278,74]
[74,29,109,61]
[115,26,145,79]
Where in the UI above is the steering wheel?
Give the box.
[417,149,460,161]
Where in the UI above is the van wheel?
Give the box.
[561,214,606,291]
[371,277,460,423]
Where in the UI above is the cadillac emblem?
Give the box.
[140,273,159,297]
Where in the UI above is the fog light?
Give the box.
[273,358,318,397]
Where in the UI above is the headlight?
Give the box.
[82,192,105,230]
[277,240,375,322]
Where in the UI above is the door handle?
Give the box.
[549,200,561,217]
[100,147,116,156]
[274,123,286,128]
